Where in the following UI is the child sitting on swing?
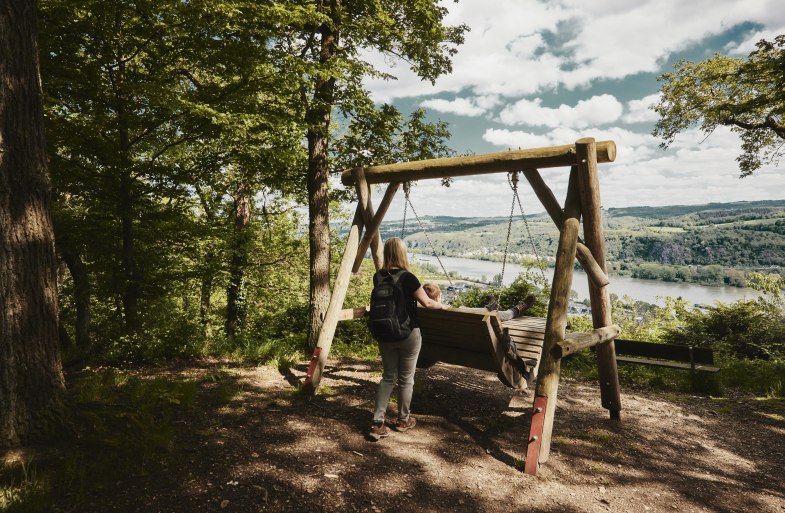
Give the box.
[421,283,535,321]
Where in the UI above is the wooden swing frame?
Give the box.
[302,138,622,475]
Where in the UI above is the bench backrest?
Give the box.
[614,339,714,364]
[418,307,500,351]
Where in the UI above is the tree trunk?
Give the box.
[0,0,66,448]
[114,9,140,334]
[225,182,252,339]
[118,170,140,333]
[61,249,91,348]
[306,0,339,348]
[200,253,214,337]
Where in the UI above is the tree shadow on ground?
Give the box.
[1,360,783,513]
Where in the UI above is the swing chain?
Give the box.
[403,184,453,286]
[499,172,519,300]
[509,171,548,284]
[400,182,410,239]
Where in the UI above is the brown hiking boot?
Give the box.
[394,416,417,432]
[484,294,500,311]
[369,422,389,441]
[513,295,536,317]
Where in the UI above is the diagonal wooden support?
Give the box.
[522,168,609,289]
[303,203,365,394]
[352,182,400,273]
[575,138,622,419]
[353,168,383,270]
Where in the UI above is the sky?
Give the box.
[356,0,785,219]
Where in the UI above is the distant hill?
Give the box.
[367,199,785,287]
[607,200,785,219]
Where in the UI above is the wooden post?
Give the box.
[352,182,400,273]
[525,177,580,474]
[575,138,622,419]
[354,168,383,270]
[552,325,622,358]
[303,204,365,394]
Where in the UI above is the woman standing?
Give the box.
[370,238,446,441]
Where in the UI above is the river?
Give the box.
[411,254,763,306]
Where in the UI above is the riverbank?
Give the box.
[411,254,764,306]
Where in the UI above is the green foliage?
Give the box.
[565,292,785,397]
[654,35,785,177]
[449,274,548,317]
[663,299,785,360]
[332,105,454,179]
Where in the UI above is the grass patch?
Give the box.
[0,368,202,512]
[574,428,615,444]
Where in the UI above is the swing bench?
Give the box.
[306,139,623,476]
[416,308,545,390]
[341,305,547,390]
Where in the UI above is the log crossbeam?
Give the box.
[341,141,616,186]
[552,325,621,359]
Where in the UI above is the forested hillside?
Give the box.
[382,200,785,287]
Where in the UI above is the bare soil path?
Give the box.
[4,358,784,513]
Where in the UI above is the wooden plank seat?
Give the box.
[417,308,546,390]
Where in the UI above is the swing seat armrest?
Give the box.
[339,306,369,321]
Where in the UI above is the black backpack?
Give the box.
[368,270,413,342]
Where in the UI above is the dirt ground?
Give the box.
[5,358,785,513]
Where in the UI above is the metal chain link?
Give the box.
[400,182,409,239]
[509,173,548,284]
[404,186,453,286]
[498,174,518,303]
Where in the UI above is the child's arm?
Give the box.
[414,287,448,310]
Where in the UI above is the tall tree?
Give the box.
[654,35,785,177]
[277,0,467,346]
[0,0,65,447]
[39,0,305,346]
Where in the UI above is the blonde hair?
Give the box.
[382,237,410,271]
[422,282,440,301]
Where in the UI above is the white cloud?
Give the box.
[499,94,624,128]
[419,96,496,117]
[726,25,785,55]
[482,129,553,148]
[623,93,660,124]
[363,0,784,101]
[420,98,484,116]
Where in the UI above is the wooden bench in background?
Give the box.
[613,339,720,387]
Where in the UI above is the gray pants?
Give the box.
[373,328,422,424]
[459,306,516,321]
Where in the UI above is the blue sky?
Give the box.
[357,0,785,218]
